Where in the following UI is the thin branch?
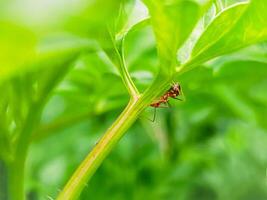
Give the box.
[8,55,79,200]
[214,0,224,13]
[8,102,42,200]
[31,110,94,142]
[56,99,142,200]
[56,77,173,200]
[108,29,140,100]
[0,160,8,200]
[119,37,140,100]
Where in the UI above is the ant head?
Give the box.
[171,82,181,92]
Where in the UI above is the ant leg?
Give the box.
[151,104,168,122]
[158,104,169,108]
[152,107,156,122]
[173,97,183,101]
[157,101,170,108]
[148,107,159,122]
[139,108,156,122]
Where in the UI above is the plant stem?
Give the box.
[7,56,77,200]
[0,160,8,200]
[57,99,142,200]
[8,103,42,200]
[31,110,94,142]
[108,29,140,99]
[214,0,224,13]
[8,154,25,200]
[118,37,140,100]
[57,77,172,200]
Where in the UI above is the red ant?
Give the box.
[149,82,183,121]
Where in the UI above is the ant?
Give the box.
[149,82,183,122]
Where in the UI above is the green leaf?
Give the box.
[192,3,248,58]
[0,31,97,85]
[143,0,204,74]
[188,0,267,67]
[0,21,36,82]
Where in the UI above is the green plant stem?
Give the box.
[7,55,77,200]
[8,154,25,200]
[108,29,140,99]
[31,110,94,142]
[57,77,172,200]
[118,37,140,100]
[214,0,224,13]
[0,160,8,200]
[8,102,42,200]
[57,99,142,200]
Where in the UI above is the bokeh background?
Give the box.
[0,0,267,199]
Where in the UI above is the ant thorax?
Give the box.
[149,82,182,122]
[150,82,182,108]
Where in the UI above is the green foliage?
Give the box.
[143,0,207,74]
[188,0,267,67]
[0,21,36,82]
[1,0,267,200]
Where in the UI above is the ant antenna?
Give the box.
[152,107,156,122]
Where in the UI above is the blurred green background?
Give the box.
[27,45,267,200]
[1,0,267,200]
